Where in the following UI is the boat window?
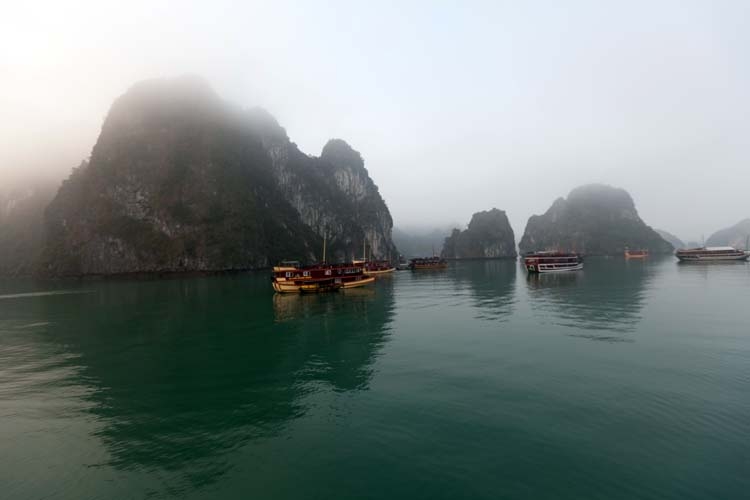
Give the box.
[303,271,310,277]
[285,272,292,278]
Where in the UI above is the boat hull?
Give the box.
[340,276,376,288]
[410,264,448,270]
[526,262,583,273]
[272,275,375,293]
[625,253,648,259]
[364,268,395,276]
[676,254,749,262]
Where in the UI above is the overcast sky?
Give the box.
[2,0,748,242]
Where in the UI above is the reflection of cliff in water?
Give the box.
[27,274,394,493]
[525,257,658,340]
[452,260,517,321]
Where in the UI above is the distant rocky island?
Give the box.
[706,219,750,249]
[655,229,685,251]
[441,209,516,259]
[35,76,396,276]
[0,181,58,275]
[519,184,673,255]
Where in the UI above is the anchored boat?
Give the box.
[524,251,583,273]
[353,238,395,275]
[675,246,749,262]
[625,248,648,259]
[408,257,448,270]
[272,262,375,293]
[354,259,396,276]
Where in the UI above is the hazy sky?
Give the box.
[2,0,749,242]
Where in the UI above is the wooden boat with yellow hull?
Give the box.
[353,259,395,276]
[272,262,376,293]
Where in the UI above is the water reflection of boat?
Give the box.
[526,258,654,338]
[453,260,516,321]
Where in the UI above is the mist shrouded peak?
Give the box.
[566,184,637,215]
[106,75,222,123]
[37,76,396,276]
[520,184,672,255]
[321,139,363,165]
[706,219,750,249]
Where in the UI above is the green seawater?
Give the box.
[1,258,749,499]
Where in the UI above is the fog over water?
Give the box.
[2,1,749,242]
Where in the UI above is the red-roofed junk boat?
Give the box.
[408,257,448,270]
[524,251,583,273]
[272,261,376,293]
[624,248,649,259]
[675,246,749,262]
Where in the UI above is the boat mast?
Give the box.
[322,231,327,264]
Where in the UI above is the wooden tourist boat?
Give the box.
[523,251,583,273]
[624,248,649,259]
[272,262,376,293]
[408,257,448,270]
[675,246,749,262]
[354,259,396,275]
[353,238,395,275]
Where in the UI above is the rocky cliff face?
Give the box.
[519,184,673,255]
[441,209,516,259]
[253,110,396,263]
[706,218,750,249]
[40,76,396,276]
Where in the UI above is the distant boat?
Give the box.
[524,251,583,273]
[396,258,410,271]
[675,246,749,262]
[272,262,375,293]
[408,257,448,270]
[624,248,648,259]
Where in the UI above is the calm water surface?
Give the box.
[1,258,749,499]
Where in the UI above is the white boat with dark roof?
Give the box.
[675,246,749,262]
[523,251,583,273]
